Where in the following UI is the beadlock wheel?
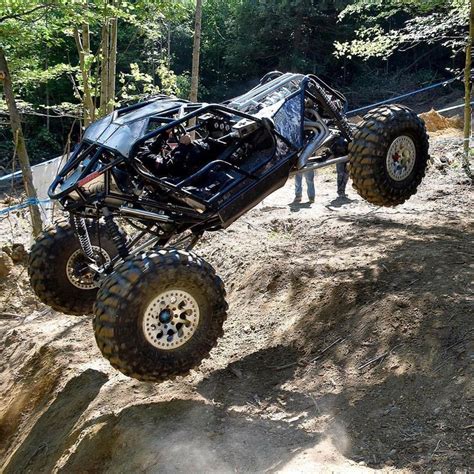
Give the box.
[28,221,123,315]
[93,249,228,382]
[386,135,416,181]
[142,289,200,349]
[348,104,429,207]
[66,247,111,290]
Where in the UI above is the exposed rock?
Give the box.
[0,250,13,278]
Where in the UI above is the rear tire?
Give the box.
[29,221,118,315]
[93,249,227,382]
[349,104,429,206]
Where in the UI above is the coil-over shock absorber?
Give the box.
[73,216,97,263]
[102,208,129,259]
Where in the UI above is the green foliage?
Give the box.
[26,126,63,160]
[336,0,470,60]
[155,61,180,96]
[335,26,397,59]
[115,60,183,105]
[0,1,71,94]
[117,63,159,104]
[0,0,189,168]
[175,72,191,99]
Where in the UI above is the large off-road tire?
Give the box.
[93,249,227,382]
[349,104,429,206]
[29,221,119,315]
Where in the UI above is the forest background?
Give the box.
[0,0,469,169]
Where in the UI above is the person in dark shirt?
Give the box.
[139,133,226,178]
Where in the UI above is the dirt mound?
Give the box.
[0,257,41,316]
[419,109,463,132]
[0,131,472,472]
[0,343,63,464]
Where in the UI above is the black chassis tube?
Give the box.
[48,101,221,199]
[48,149,212,221]
[50,74,348,200]
[49,102,277,210]
[59,178,210,226]
[48,146,121,200]
[48,78,351,230]
[125,103,297,207]
[48,148,211,230]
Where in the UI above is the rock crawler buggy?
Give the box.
[29,72,429,382]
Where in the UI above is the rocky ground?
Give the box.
[0,129,472,473]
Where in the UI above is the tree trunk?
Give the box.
[106,17,117,114]
[46,53,50,131]
[463,0,473,179]
[82,22,95,122]
[74,23,95,126]
[0,48,43,236]
[190,0,203,103]
[167,24,171,62]
[99,20,110,117]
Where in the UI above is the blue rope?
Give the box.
[347,76,459,116]
[0,198,51,216]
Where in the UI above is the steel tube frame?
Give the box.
[291,155,349,175]
[228,73,305,111]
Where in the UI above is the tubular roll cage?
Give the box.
[48,73,352,232]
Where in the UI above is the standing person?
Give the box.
[294,170,315,203]
[336,162,349,198]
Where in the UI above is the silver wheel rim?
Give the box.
[386,135,416,181]
[66,247,110,290]
[142,290,200,350]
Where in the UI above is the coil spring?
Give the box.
[73,216,96,262]
[103,212,128,259]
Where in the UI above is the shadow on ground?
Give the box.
[61,398,319,473]
[199,216,473,470]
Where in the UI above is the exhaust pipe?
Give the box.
[297,129,334,169]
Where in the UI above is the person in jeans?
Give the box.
[294,170,315,203]
[336,162,349,198]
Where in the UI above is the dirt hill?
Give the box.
[0,130,472,473]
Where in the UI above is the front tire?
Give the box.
[93,249,228,382]
[29,221,118,315]
[349,104,429,206]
